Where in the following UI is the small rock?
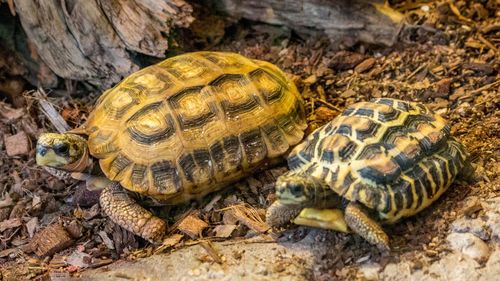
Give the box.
[178,214,209,238]
[427,252,480,281]
[30,223,74,257]
[447,232,490,262]
[354,58,375,73]
[4,131,30,156]
[451,216,490,241]
[483,247,500,278]
[485,210,500,241]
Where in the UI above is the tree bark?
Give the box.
[1,0,402,91]
[10,0,193,89]
[215,0,404,49]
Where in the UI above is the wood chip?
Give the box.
[66,251,92,268]
[203,194,222,212]
[0,193,14,208]
[463,62,495,75]
[30,224,74,257]
[313,106,338,122]
[0,103,23,121]
[303,75,317,84]
[0,218,22,232]
[0,248,21,258]
[4,131,30,156]
[434,78,451,96]
[340,89,357,98]
[154,233,184,254]
[98,230,115,250]
[213,224,237,238]
[26,217,39,238]
[225,205,269,233]
[162,233,184,247]
[355,58,376,73]
[177,214,208,239]
[65,220,83,239]
[199,241,223,264]
[0,207,11,221]
[328,51,365,70]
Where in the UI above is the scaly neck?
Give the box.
[63,146,92,173]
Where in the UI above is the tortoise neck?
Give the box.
[63,146,92,172]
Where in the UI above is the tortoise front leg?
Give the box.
[100,183,167,243]
[344,202,389,250]
[266,201,303,227]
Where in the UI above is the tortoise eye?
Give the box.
[289,183,304,196]
[54,143,69,155]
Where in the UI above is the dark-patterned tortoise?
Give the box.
[36,52,307,242]
[266,98,471,250]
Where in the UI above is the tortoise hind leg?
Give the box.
[344,202,390,251]
[100,183,167,243]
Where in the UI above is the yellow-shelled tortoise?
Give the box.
[36,52,307,242]
[266,98,472,250]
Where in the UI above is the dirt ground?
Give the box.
[0,1,499,280]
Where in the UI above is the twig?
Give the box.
[407,63,428,80]
[469,79,500,95]
[200,241,223,264]
[34,89,70,133]
[477,34,498,52]
[315,99,342,112]
[448,2,473,24]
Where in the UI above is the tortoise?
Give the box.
[36,51,307,242]
[266,98,471,249]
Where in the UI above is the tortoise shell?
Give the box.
[287,98,468,222]
[80,52,306,202]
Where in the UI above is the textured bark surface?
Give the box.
[11,0,193,89]
[216,0,403,49]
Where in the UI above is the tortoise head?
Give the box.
[275,172,326,207]
[36,133,90,172]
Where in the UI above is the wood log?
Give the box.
[215,0,404,48]
[8,0,193,89]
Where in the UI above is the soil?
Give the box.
[0,1,499,280]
